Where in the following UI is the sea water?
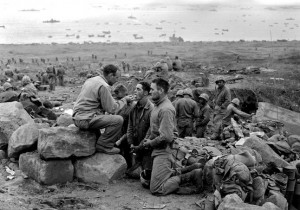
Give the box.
[0,0,299,44]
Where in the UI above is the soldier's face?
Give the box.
[135,84,145,101]
[150,83,161,101]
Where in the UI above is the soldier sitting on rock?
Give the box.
[0,82,19,103]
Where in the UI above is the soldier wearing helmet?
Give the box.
[175,88,197,138]
[172,89,184,107]
[195,93,212,138]
[222,98,253,128]
[211,76,231,140]
[0,82,18,102]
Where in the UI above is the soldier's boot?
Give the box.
[176,169,203,194]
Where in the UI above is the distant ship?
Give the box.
[169,34,184,42]
[88,34,94,37]
[128,15,136,19]
[66,34,75,37]
[103,31,111,34]
[0,25,5,28]
[222,29,229,32]
[76,35,80,39]
[43,19,60,23]
[135,36,143,39]
[48,35,52,38]
[155,27,163,30]
[286,18,295,21]
[66,29,71,31]
[159,34,166,37]
[97,34,105,37]
[20,9,40,12]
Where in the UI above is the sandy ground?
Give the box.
[0,41,299,209]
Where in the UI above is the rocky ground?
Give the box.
[0,41,300,210]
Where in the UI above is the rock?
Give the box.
[0,102,34,149]
[287,135,300,147]
[56,113,73,127]
[262,202,281,210]
[8,123,49,158]
[74,153,127,185]
[8,162,18,171]
[38,127,96,160]
[218,193,265,210]
[0,150,6,160]
[203,146,222,156]
[242,136,289,168]
[19,152,73,185]
[265,191,288,210]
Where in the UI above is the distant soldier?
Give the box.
[121,61,126,72]
[114,54,117,59]
[71,57,74,62]
[173,56,182,71]
[95,55,97,60]
[92,54,95,59]
[165,56,173,71]
[56,57,58,62]
[78,56,81,61]
[57,65,65,86]
[47,66,56,91]
[126,63,130,72]
[236,55,240,63]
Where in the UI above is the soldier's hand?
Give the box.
[130,144,140,153]
[143,139,151,148]
[124,95,134,103]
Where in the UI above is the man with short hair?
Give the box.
[195,93,212,138]
[173,56,182,71]
[143,78,203,195]
[172,90,184,107]
[211,76,231,140]
[175,88,198,138]
[72,64,134,154]
[125,81,153,171]
[57,64,65,86]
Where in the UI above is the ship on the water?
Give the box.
[43,19,60,23]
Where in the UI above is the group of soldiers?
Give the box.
[36,64,66,91]
[72,64,254,196]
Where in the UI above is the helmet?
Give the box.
[176,90,184,97]
[140,169,151,189]
[231,98,240,106]
[199,93,209,101]
[215,76,226,84]
[22,75,31,85]
[3,82,12,91]
[183,88,193,97]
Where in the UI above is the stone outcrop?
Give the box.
[8,123,49,158]
[38,127,96,160]
[19,152,73,185]
[0,102,34,149]
[56,113,73,127]
[74,153,127,185]
[242,136,289,168]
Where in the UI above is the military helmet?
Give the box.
[231,98,240,106]
[215,76,226,84]
[176,89,184,97]
[140,170,151,189]
[183,88,193,97]
[3,82,12,91]
[199,93,209,101]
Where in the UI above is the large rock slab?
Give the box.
[56,113,73,127]
[242,136,289,168]
[8,123,49,158]
[255,102,300,136]
[19,152,73,185]
[0,102,34,149]
[38,127,96,160]
[74,153,127,185]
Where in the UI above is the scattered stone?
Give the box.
[242,136,289,168]
[8,162,19,171]
[38,127,96,160]
[0,102,34,149]
[218,193,265,210]
[74,153,127,185]
[0,150,6,160]
[264,191,288,210]
[19,152,73,185]
[287,135,300,147]
[56,113,73,127]
[8,123,49,158]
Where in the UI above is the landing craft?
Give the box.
[159,34,166,37]
[286,18,295,20]
[103,31,111,34]
[97,34,105,37]
[0,25,5,28]
[222,29,229,32]
[128,15,137,19]
[155,27,163,30]
[88,34,94,37]
[43,19,60,23]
